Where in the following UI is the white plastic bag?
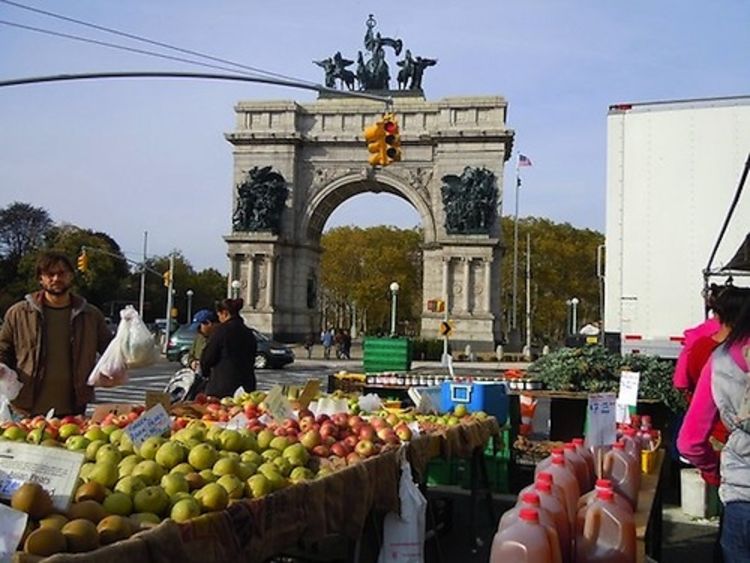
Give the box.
[119,306,159,369]
[377,450,427,563]
[87,321,129,388]
[0,363,23,422]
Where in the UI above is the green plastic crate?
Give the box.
[426,458,457,486]
[363,337,412,373]
[456,456,509,494]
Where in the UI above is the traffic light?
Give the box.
[427,299,445,312]
[364,120,386,166]
[382,113,401,165]
[76,250,88,273]
[162,271,171,287]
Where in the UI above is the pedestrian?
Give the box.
[321,327,334,360]
[200,298,257,397]
[334,329,345,359]
[304,332,315,359]
[188,309,219,372]
[678,286,750,563]
[342,329,352,360]
[0,250,112,416]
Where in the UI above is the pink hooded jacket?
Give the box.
[673,317,721,390]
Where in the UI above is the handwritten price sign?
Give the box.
[586,393,617,448]
[125,404,171,447]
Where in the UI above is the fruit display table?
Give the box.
[24,418,500,563]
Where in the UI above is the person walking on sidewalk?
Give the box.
[321,328,334,360]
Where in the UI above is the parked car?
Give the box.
[166,324,294,369]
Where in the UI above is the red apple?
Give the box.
[394,423,413,442]
[344,435,358,448]
[369,416,387,430]
[346,452,362,465]
[332,413,350,428]
[347,415,364,428]
[274,427,288,437]
[320,422,338,440]
[377,427,397,443]
[316,414,331,424]
[312,444,330,457]
[330,442,348,458]
[358,425,376,441]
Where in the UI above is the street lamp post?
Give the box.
[570,297,580,335]
[186,289,194,324]
[389,281,400,337]
[231,280,241,300]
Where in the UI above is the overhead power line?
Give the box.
[0,0,315,86]
[0,19,267,76]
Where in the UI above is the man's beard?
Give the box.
[42,281,72,296]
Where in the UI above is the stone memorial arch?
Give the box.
[224,94,514,350]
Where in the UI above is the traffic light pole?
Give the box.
[138,230,148,318]
[163,253,175,354]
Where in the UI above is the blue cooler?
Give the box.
[440,381,508,425]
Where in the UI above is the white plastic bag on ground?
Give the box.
[377,449,427,563]
[119,306,159,368]
[0,363,23,422]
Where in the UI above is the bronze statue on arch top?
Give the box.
[314,14,437,93]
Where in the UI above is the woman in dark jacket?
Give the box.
[200,298,257,397]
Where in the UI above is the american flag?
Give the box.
[518,154,533,167]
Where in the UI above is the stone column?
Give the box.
[484,258,492,312]
[442,257,450,310]
[246,254,255,309]
[463,257,471,312]
[266,255,276,311]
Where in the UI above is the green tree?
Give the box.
[500,216,603,345]
[321,226,422,335]
[0,202,53,263]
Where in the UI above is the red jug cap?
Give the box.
[595,479,613,488]
[537,472,553,483]
[550,447,564,455]
[613,441,625,449]
[521,492,540,506]
[572,438,584,446]
[563,443,576,451]
[519,508,539,522]
[624,428,637,436]
[534,480,552,493]
[551,456,565,465]
[596,489,614,501]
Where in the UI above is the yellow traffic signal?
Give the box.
[162,271,171,287]
[364,120,386,166]
[383,113,401,165]
[76,250,88,273]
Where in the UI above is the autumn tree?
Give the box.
[321,226,422,335]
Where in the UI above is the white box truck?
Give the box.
[604,95,750,358]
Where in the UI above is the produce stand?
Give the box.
[25,418,500,563]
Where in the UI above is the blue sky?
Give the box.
[1,1,748,272]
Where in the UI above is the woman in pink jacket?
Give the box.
[678,288,750,562]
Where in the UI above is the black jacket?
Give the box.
[200,317,257,397]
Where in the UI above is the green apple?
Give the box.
[79,462,96,481]
[118,432,134,454]
[245,474,272,498]
[65,435,90,451]
[269,436,290,452]
[256,429,274,450]
[133,486,170,516]
[239,430,258,452]
[137,436,166,460]
[188,443,219,471]
[260,449,281,462]
[88,461,119,488]
[212,457,239,477]
[131,460,165,486]
[170,462,195,475]
[114,475,147,497]
[272,456,292,477]
[108,428,125,445]
[2,426,27,441]
[282,444,309,466]
[194,483,228,512]
[58,423,81,439]
[103,491,133,516]
[130,512,161,528]
[160,473,189,497]
[240,450,263,466]
[218,429,244,452]
[84,426,108,442]
[101,424,119,436]
[168,491,193,508]
[289,467,315,483]
[198,469,218,483]
[236,462,256,481]
[117,454,141,478]
[216,474,244,499]
[170,498,201,522]
[85,439,107,462]
[95,444,122,466]
[155,441,186,469]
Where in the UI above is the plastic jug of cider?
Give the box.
[497,492,563,563]
[603,441,640,510]
[542,453,581,528]
[572,438,596,485]
[533,479,573,563]
[621,428,642,462]
[576,489,636,563]
[563,442,592,493]
[490,508,560,563]
[577,478,632,515]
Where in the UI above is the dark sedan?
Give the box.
[166,324,294,369]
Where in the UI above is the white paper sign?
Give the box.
[616,401,631,425]
[0,442,84,512]
[226,413,249,430]
[125,403,171,447]
[263,385,294,421]
[586,393,617,447]
[0,503,27,560]
[618,371,641,406]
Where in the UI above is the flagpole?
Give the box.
[525,231,532,360]
[512,164,520,335]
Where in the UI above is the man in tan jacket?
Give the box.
[0,250,112,416]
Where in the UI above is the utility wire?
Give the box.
[0,0,318,87]
[0,19,270,77]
